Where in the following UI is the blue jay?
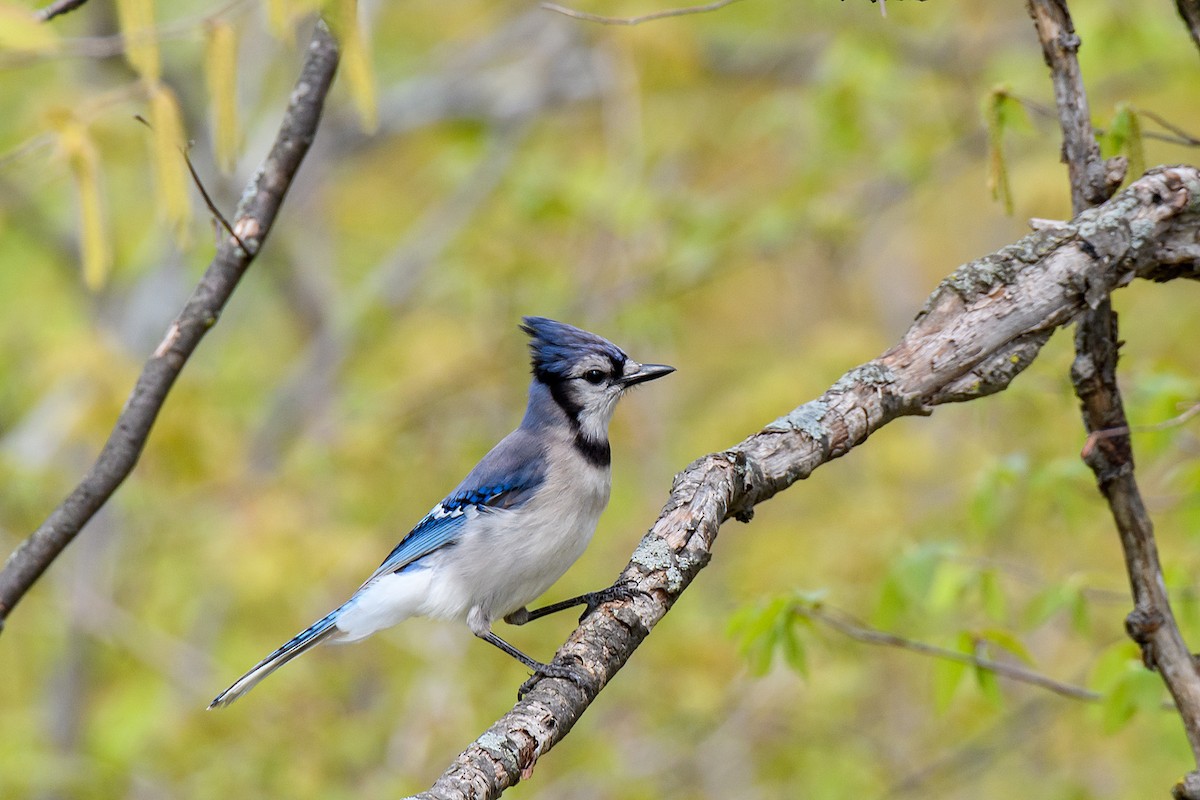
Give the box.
[209,317,673,707]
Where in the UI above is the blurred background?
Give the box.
[2,1,1200,797]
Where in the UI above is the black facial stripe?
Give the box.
[573,433,611,468]
[536,370,612,467]
[540,371,584,424]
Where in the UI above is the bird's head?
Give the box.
[520,316,674,443]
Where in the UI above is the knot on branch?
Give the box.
[1137,167,1198,214]
[1173,771,1200,800]
[728,449,758,523]
[1057,31,1081,52]
[1126,604,1166,668]
[1103,156,1128,195]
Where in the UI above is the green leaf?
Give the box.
[983,85,1023,216]
[777,616,809,677]
[1100,103,1145,181]
[1069,585,1090,634]
[874,573,909,630]
[1101,668,1162,734]
[932,646,968,713]
[728,594,798,677]
[927,559,972,614]
[1024,583,1072,629]
[968,453,1028,534]
[979,628,1035,666]
[958,631,1003,706]
[974,659,1003,707]
[1091,640,1141,691]
[978,568,1007,622]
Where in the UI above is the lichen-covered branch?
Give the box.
[412,167,1200,799]
[0,23,340,630]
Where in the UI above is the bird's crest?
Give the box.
[520,316,626,381]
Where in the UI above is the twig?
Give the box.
[540,0,740,26]
[132,114,251,257]
[182,146,251,257]
[0,22,340,630]
[1137,107,1200,147]
[1080,400,1200,457]
[36,0,89,22]
[1005,93,1200,150]
[410,168,1200,799]
[6,0,252,68]
[800,604,1103,704]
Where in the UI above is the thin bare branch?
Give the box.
[1081,400,1200,457]
[182,147,251,257]
[4,0,252,68]
[36,0,89,22]
[800,604,1104,704]
[1138,107,1200,147]
[132,114,252,258]
[0,22,341,630]
[541,0,740,26]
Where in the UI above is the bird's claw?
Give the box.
[577,579,645,622]
[517,661,593,700]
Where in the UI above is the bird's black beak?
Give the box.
[619,362,676,387]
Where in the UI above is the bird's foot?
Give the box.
[576,579,646,622]
[517,661,593,700]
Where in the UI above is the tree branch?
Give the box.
[1026,0,1117,212]
[411,167,1200,799]
[799,603,1105,705]
[36,0,90,22]
[1178,0,1200,56]
[0,22,340,630]
[541,0,740,26]
[1028,3,1200,795]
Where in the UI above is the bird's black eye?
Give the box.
[582,369,606,384]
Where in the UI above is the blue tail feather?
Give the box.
[208,605,347,709]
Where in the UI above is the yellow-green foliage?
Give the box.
[1,1,1199,799]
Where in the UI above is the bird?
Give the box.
[208,316,674,708]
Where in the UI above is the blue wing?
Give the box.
[364,428,547,582]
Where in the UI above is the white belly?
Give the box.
[333,459,611,641]
[455,462,611,623]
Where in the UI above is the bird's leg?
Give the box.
[504,580,644,626]
[476,630,593,699]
